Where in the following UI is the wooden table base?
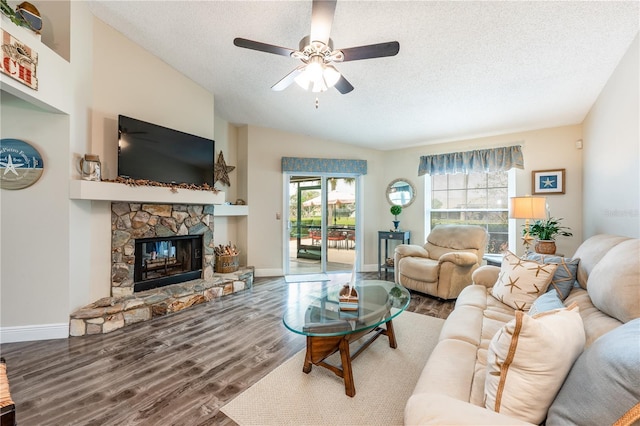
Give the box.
[302,319,397,397]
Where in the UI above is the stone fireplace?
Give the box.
[111,202,215,297]
[133,234,203,292]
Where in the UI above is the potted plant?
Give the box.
[525,216,572,254]
[390,205,402,231]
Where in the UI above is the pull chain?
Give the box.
[315,97,319,109]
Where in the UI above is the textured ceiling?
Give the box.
[87,1,639,151]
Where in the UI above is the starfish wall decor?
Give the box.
[214,151,235,187]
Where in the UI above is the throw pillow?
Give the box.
[484,303,585,424]
[527,291,564,317]
[547,318,640,426]
[491,251,558,311]
[526,253,579,300]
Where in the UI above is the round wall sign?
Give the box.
[0,138,44,190]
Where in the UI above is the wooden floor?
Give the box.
[0,273,454,425]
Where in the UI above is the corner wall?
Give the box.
[583,34,639,238]
[382,125,584,257]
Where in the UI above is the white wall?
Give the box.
[384,125,584,257]
[213,116,242,257]
[1,97,71,332]
[583,34,639,238]
[1,9,217,342]
[241,124,583,273]
[243,125,385,275]
[82,18,216,302]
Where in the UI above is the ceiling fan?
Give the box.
[233,0,399,94]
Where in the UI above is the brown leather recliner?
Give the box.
[394,225,488,300]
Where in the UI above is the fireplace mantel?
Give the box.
[69,180,248,216]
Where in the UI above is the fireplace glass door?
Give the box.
[134,235,203,292]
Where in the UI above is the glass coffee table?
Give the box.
[282,280,410,397]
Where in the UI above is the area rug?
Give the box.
[285,273,331,283]
[221,311,444,425]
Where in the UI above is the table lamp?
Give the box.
[510,196,547,249]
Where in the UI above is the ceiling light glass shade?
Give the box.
[323,64,341,88]
[295,56,341,93]
[509,196,547,219]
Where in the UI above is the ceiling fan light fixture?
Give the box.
[295,56,341,92]
[323,64,341,87]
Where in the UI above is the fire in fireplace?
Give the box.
[133,235,203,292]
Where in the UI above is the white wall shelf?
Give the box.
[69,180,225,205]
[0,15,71,114]
[213,204,248,217]
[69,180,248,216]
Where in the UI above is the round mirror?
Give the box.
[386,178,416,208]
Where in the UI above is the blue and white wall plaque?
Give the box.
[0,139,44,190]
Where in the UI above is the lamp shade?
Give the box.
[510,196,547,219]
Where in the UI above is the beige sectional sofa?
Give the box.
[405,234,640,425]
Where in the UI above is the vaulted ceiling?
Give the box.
[88,1,639,150]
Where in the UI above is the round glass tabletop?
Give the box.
[282,280,411,337]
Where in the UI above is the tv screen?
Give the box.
[118,115,215,186]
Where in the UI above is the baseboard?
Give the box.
[0,323,69,344]
[254,268,284,277]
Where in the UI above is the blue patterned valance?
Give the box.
[418,145,524,176]
[282,157,367,175]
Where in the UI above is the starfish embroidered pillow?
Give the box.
[491,251,558,311]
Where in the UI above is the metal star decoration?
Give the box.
[214,151,235,187]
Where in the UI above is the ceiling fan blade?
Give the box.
[334,75,354,94]
[309,0,337,44]
[233,38,295,57]
[339,41,400,62]
[271,66,305,91]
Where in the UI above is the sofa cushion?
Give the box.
[564,287,622,346]
[491,251,557,311]
[525,253,579,300]
[572,234,631,289]
[585,239,640,323]
[527,291,564,317]
[484,304,585,424]
[547,319,640,426]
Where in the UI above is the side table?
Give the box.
[378,231,410,280]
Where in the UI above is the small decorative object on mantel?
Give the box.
[1,28,38,90]
[234,198,246,205]
[390,205,402,231]
[0,138,44,190]
[214,151,235,187]
[103,176,219,193]
[80,154,101,181]
[525,216,573,255]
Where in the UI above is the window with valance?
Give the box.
[282,157,367,175]
[418,145,523,176]
[419,145,524,255]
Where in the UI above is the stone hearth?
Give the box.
[70,267,254,336]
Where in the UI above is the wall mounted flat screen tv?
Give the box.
[118,115,215,186]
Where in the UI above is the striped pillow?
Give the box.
[484,303,585,424]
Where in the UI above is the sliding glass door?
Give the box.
[286,174,358,275]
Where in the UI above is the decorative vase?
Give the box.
[392,220,400,231]
[535,240,556,255]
